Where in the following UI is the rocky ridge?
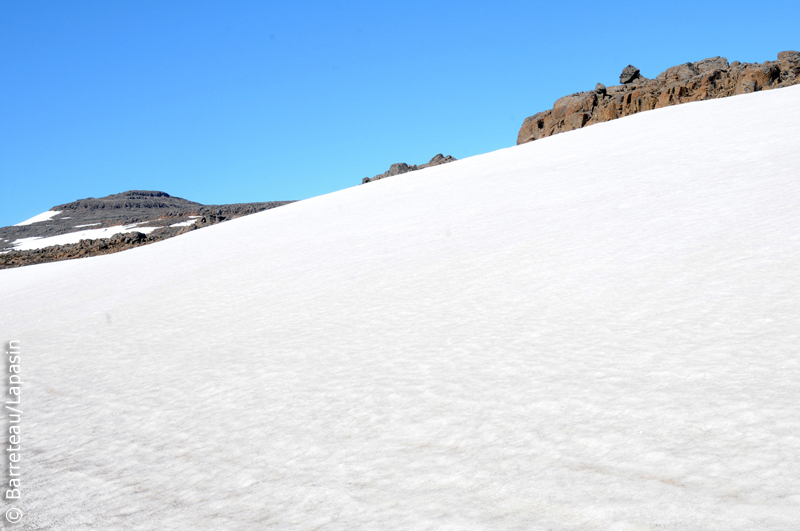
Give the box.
[517,51,800,145]
[361,154,457,184]
[0,190,294,269]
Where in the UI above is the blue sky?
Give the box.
[2,0,798,227]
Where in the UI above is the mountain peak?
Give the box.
[53,190,201,211]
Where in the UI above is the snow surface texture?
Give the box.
[13,210,62,226]
[2,86,800,530]
[10,225,159,251]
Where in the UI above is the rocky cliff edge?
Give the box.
[517,51,800,145]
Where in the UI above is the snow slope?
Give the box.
[2,86,800,530]
[13,211,62,226]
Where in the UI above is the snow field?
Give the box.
[1,86,800,530]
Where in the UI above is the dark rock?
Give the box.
[427,154,456,166]
[54,190,202,212]
[620,65,641,84]
[387,163,412,177]
[361,154,457,184]
[595,83,607,95]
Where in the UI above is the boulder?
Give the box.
[778,50,800,76]
[387,163,412,177]
[620,65,641,84]
[659,62,696,82]
[694,56,729,74]
[426,154,456,166]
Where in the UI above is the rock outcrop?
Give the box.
[517,51,800,145]
[619,65,641,84]
[362,154,457,184]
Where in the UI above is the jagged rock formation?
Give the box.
[362,154,457,184]
[517,51,800,145]
[619,65,641,84]
[0,191,294,269]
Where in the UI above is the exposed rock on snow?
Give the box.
[362,154,457,184]
[518,51,800,145]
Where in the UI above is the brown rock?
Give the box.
[778,50,800,76]
[694,56,729,74]
[517,52,800,146]
[658,62,696,82]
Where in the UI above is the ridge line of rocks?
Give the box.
[517,51,800,145]
[361,153,457,184]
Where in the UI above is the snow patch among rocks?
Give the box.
[10,224,159,251]
[169,219,198,228]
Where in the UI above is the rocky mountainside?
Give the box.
[0,190,294,268]
[361,154,457,184]
[517,51,800,145]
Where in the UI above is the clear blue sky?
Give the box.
[2,0,798,227]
